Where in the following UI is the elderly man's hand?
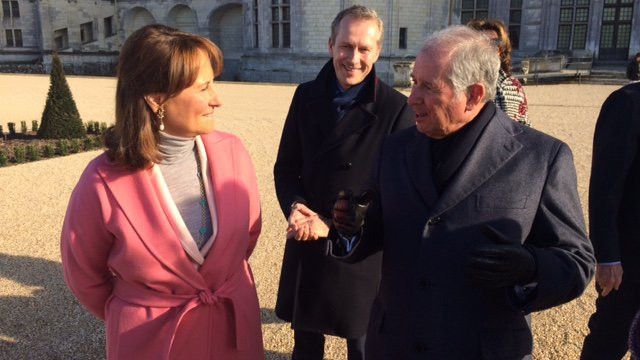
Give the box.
[332,190,373,237]
[286,203,330,241]
[595,263,623,297]
[468,225,537,288]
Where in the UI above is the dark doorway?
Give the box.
[599,0,634,60]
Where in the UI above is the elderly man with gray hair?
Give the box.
[330,25,595,359]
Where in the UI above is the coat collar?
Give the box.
[95,133,240,290]
[405,106,524,215]
[308,59,380,159]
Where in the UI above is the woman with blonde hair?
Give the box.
[60,24,263,359]
[468,18,530,126]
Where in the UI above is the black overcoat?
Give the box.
[589,82,640,279]
[273,60,414,338]
[345,109,594,358]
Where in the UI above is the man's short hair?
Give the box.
[330,5,384,47]
[420,25,500,101]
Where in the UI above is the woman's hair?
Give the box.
[467,18,512,75]
[105,24,223,170]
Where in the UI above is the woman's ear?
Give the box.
[143,94,163,113]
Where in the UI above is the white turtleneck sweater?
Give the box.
[157,131,213,249]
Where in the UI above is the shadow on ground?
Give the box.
[0,253,105,359]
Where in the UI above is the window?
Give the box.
[557,0,590,49]
[5,28,22,47]
[104,16,115,38]
[54,28,69,50]
[508,0,522,49]
[253,0,259,48]
[399,27,407,49]
[461,0,489,24]
[80,21,95,44]
[271,0,290,48]
[2,0,19,19]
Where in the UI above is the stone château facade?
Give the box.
[1,0,639,84]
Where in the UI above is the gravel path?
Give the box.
[0,74,630,359]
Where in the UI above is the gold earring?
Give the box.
[156,107,165,131]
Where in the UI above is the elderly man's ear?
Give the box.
[465,83,487,111]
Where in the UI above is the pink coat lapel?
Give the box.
[96,159,206,289]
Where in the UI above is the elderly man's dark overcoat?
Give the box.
[359,109,594,359]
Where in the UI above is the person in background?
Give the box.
[273,5,414,360]
[60,24,264,359]
[627,52,640,82]
[581,81,640,360]
[468,18,529,126]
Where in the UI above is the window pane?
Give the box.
[509,25,520,49]
[560,8,573,22]
[271,0,278,4]
[5,29,13,46]
[272,23,279,47]
[575,0,590,5]
[477,0,489,9]
[2,1,10,18]
[476,11,488,19]
[282,0,289,4]
[14,28,21,47]
[602,7,616,21]
[461,11,474,24]
[621,0,633,3]
[617,24,631,48]
[10,0,17,17]
[604,0,616,4]
[282,6,290,21]
[561,0,574,6]
[510,10,521,23]
[557,24,571,48]
[510,0,522,8]
[271,7,279,21]
[600,24,614,47]
[575,7,589,22]
[282,23,290,48]
[462,0,475,10]
[572,24,587,49]
[619,7,633,21]
[399,27,407,49]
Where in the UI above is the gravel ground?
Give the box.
[0,74,631,359]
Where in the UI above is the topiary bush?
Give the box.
[70,139,82,153]
[0,124,4,136]
[0,149,8,166]
[25,145,40,161]
[42,144,55,158]
[38,54,85,139]
[83,137,94,151]
[20,121,27,134]
[56,139,69,156]
[8,122,16,136]
[14,146,26,163]
[100,122,108,134]
[32,120,38,132]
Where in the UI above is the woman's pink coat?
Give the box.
[61,132,264,359]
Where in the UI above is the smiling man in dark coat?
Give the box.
[331,25,595,359]
[273,5,414,360]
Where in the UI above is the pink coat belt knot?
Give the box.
[198,289,219,305]
[113,278,246,359]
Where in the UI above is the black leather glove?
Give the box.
[332,190,373,237]
[467,225,537,288]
